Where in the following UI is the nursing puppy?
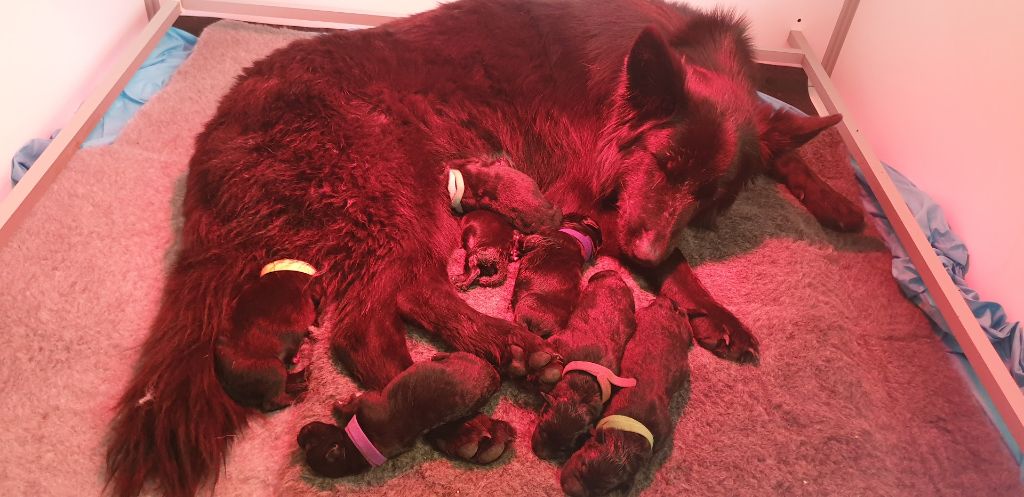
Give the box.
[451,209,520,290]
[560,298,693,497]
[532,270,637,461]
[297,352,501,477]
[214,261,319,412]
[512,214,602,336]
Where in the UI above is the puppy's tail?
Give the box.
[106,255,251,497]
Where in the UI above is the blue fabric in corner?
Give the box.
[11,27,197,186]
[758,91,1024,467]
[83,27,197,148]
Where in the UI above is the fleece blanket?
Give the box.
[0,21,1019,497]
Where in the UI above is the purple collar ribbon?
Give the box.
[344,415,388,467]
[562,361,637,403]
[558,227,596,261]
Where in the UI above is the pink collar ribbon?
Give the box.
[558,227,596,261]
[562,361,637,403]
[344,415,388,467]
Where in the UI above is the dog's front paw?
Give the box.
[504,325,563,389]
[690,309,760,365]
[797,184,865,233]
[427,413,515,464]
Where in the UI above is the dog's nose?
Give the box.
[628,231,667,266]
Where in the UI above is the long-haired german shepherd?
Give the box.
[107,1,860,495]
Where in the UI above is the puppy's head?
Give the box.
[455,157,562,233]
[559,428,652,497]
[296,421,370,477]
[532,374,603,461]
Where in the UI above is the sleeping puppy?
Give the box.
[215,260,319,412]
[297,352,502,477]
[532,270,637,461]
[448,156,561,234]
[451,209,520,291]
[560,297,693,497]
[512,214,602,336]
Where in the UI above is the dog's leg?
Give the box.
[329,302,413,390]
[397,261,562,387]
[630,249,759,364]
[767,152,864,232]
[426,412,515,464]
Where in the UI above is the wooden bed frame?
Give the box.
[3,0,1021,454]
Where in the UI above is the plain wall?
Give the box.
[0,0,149,200]
[213,0,843,53]
[832,1,1024,321]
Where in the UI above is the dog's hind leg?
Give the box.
[396,259,563,388]
[427,412,515,464]
[329,300,413,390]
[767,152,864,232]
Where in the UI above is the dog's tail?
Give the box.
[106,255,251,497]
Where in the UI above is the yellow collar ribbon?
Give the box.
[259,259,317,277]
[596,415,654,450]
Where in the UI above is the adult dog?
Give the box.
[106,0,861,495]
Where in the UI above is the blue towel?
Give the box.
[11,27,197,185]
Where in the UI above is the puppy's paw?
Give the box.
[427,413,515,465]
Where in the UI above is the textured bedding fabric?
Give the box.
[0,21,1021,497]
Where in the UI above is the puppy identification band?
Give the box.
[562,361,637,403]
[344,415,388,467]
[597,415,654,450]
[259,259,317,277]
[558,228,595,261]
[448,168,465,214]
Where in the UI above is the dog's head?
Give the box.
[455,157,562,233]
[296,421,371,477]
[610,27,841,265]
[559,428,653,497]
[532,374,604,461]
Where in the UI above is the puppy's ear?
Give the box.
[622,26,687,120]
[518,234,545,254]
[580,217,602,249]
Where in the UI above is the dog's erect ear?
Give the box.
[623,26,687,119]
[758,104,842,158]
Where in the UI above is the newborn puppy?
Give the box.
[297,352,502,477]
[532,270,637,461]
[560,298,694,497]
[215,260,319,412]
[512,214,602,336]
[451,210,520,291]
[448,156,561,233]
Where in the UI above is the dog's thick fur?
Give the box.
[107,1,861,495]
[512,214,602,336]
[297,352,502,477]
[532,270,637,461]
[560,297,693,497]
[451,210,520,290]
[214,270,318,411]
